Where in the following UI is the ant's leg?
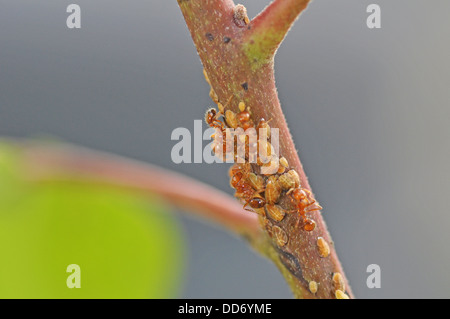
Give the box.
[223,95,234,108]
[286,188,298,207]
[302,189,321,208]
[216,95,233,119]
[305,206,322,213]
[294,214,304,228]
[212,119,224,129]
[254,188,266,197]
[243,201,253,212]
[286,187,297,195]
[305,197,322,211]
[293,209,307,228]
[303,189,319,205]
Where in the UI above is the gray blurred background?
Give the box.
[1,0,449,298]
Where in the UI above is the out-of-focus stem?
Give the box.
[19,142,261,239]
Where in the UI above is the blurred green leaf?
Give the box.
[0,142,185,298]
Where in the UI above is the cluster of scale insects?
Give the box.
[204,74,322,234]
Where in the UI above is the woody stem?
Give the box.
[177,0,353,299]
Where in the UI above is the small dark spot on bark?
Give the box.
[223,37,231,44]
[276,247,307,284]
[205,33,214,41]
[241,82,248,91]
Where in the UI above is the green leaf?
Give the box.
[0,143,185,298]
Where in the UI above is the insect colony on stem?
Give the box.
[203,66,351,299]
[204,70,322,234]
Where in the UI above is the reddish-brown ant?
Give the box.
[235,180,266,211]
[229,163,265,212]
[205,108,224,129]
[289,188,322,232]
[205,95,235,130]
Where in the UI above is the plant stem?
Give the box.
[19,142,261,239]
[245,0,311,66]
[177,0,353,299]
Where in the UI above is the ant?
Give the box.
[205,95,234,129]
[229,163,266,212]
[205,108,224,130]
[289,188,322,231]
